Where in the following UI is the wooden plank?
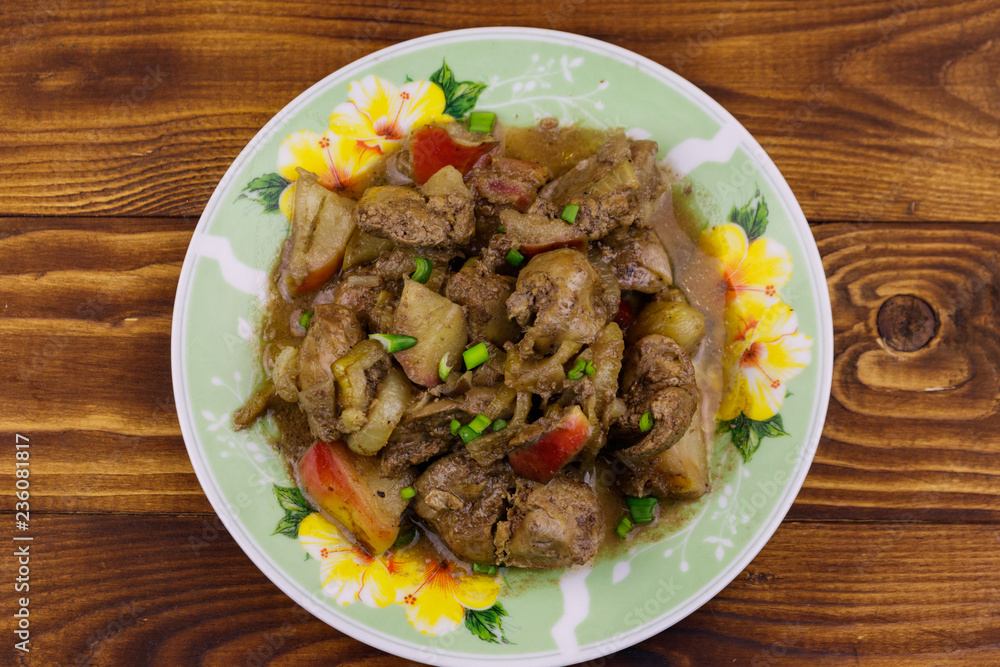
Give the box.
[4,219,1000,517]
[0,318,178,435]
[4,515,996,665]
[638,521,1000,666]
[0,217,191,321]
[0,220,184,437]
[1,2,998,221]
[0,430,212,514]
[787,223,1000,521]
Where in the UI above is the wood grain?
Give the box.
[0,218,186,438]
[1,1,998,221]
[6,217,1000,521]
[4,514,997,666]
[3,3,1000,663]
[786,222,1000,522]
[0,218,208,512]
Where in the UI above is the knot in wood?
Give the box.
[877,295,938,352]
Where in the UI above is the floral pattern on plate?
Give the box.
[700,190,813,461]
[275,485,511,642]
[238,58,814,639]
[174,29,831,665]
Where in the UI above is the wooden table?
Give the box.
[3,1,999,664]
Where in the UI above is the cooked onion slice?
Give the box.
[347,367,412,456]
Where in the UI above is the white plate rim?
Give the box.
[171,26,834,666]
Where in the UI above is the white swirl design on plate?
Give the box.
[196,233,268,300]
[478,54,610,127]
[205,371,285,487]
[665,123,743,177]
[552,565,593,656]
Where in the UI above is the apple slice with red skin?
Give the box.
[410,126,498,185]
[296,440,414,555]
[294,252,344,295]
[467,156,549,213]
[294,193,356,294]
[287,178,357,295]
[508,405,592,484]
[498,209,587,258]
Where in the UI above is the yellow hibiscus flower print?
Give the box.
[719,301,812,421]
[297,513,397,608]
[275,130,383,218]
[292,510,510,640]
[395,558,501,636]
[329,75,449,153]
[277,129,382,194]
[240,61,488,218]
[700,222,792,338]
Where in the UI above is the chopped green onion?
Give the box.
[369,333,418,353]
[640,411,654,433]
[458,424,480,444]
[615,516,634,540]
[392,526,416,548]
[400,486,416,500]
[567,358,588,381]
[299,310,313,329]
[450,418,461,435]
[410,257,432,284]
[468,111,496,133]
[463,342,489,370]
[497,226,505,233]
[626,496,658,524]
[473,562,498,576]
[469,414,492,434]
[506,248,525,267]
[584,361,596,376]
[438,353,452,382]
[560,204,580,224]
[492,419,508,432]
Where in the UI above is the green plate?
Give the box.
[171,27,832,666]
